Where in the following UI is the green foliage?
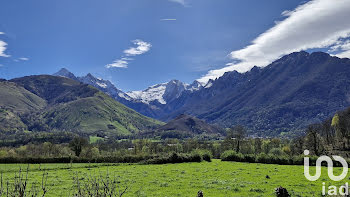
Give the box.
[89,135,104,144]
[197,150,212,162]
[221,150,244,162]
[331,113,340,127]
[69,137,88,157]
[145,152,203,164]
[269,148,284,156]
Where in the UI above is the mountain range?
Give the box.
[2,51,346,138]
[53,68,204,119]
[54,51,350,136]
[168,52,350,136]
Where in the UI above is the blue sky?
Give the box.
[1,0,350,91]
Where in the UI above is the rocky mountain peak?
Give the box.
[53,68,77,80]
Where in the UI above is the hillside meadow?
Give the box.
[0,160,347,197]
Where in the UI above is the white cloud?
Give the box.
[106,59,129,68]
[328,39,350,58]
[335,50,350,58]
[168,0,187,6]
[124,40,152,56]
[18,57,29,61]
[106,40,151,69]
[106,57,133,68]
[197,0,350,84]
[0,32,4,35]
[0,40,10,57]
[161,19,177,21]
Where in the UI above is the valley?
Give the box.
[1,0,350,196]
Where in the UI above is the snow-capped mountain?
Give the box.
[127,80,203,105]
[187,80,203,91]
[53,68,203,119]
[127,83,168,104]
[78,73,131,101]
[53,68,131,102]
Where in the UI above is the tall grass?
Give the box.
[0,168,129,197]
[0,166,48,197]
[71,171,129,197]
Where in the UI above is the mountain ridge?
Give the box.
[2,75,163,136]
[53,68,204,119]
[166,51,350,136]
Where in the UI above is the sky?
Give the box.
[1,0,350,91]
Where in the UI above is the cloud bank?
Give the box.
[197,0,350,84]
[106,40,151,68]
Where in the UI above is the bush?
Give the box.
[221,152,310,166]
[193,150,212,162]
[255,153,269,163]
[269,148,284,156]
[243,154,256,163]
[202,152,212,162]
[221,150,244,162]
[145,152,203,164]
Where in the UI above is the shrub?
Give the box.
[193,150,212,162]
[145,152,203,164]
[269,148,284,156]
[243,154,256,163]
[255,153,269,163]
[202,152,212,162]
[221,150,244,162]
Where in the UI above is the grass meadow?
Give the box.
[0,160,347,196]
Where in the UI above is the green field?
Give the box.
[0,160,347,196]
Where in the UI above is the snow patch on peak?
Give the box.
[78,73,132,101]
[187,80,203,91]
[127,79,203,105]
[205,82,213,88]
[96,82,107,89]
[127,83,167,104]
[204,79,214,88]
[118,92,131,100]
